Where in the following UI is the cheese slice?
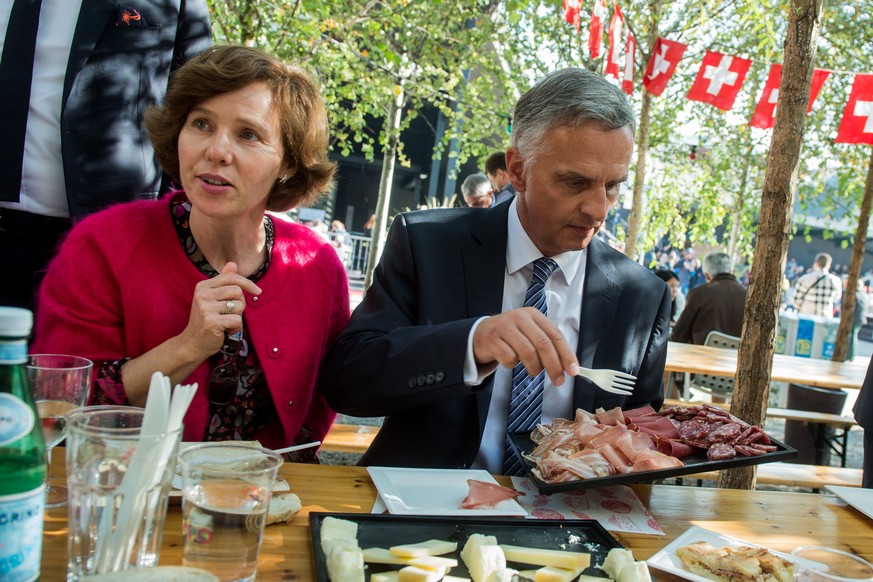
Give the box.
[363,547,411,565]
[370,573,400,582]
[616,561,652,582]
[408,555,459,572]
[320,516,359,541]
[499,545,590,570]
[398,565,446,582]
[601,548,635,579]
[533,565,580,582]
[390,539,458,558]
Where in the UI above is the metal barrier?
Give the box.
[328,232,371,277]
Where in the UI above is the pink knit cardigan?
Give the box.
[33,192,350,449]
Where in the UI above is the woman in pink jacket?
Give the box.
[34,46,349,457]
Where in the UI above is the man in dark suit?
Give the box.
[485,151,516,206]
[322,68,671,473]
[0,0,211,309]
[671,251,747,345]
[854,357,873,488]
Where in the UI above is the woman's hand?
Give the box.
[119,262,262,406]
[180,262,263,361]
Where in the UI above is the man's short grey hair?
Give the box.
[703,252,733,277]
[460,172,491,198]
[815,253,833,269]
[510,68,635,166]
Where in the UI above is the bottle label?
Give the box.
[0,394,35,447]
[0,339,27,364]
[0,486,45,582]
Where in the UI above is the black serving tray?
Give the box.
[309,512,621,581]
[508,431,798,494]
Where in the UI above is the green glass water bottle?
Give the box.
[0,307,46,582]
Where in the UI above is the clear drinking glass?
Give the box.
[178,443,283,582]
[27,354,93,508]
[792,546,873,582]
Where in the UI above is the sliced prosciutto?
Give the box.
[461,479,523,509]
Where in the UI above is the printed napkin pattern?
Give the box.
[511,477,664,536]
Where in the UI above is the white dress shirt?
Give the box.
[466,198,587,474]
[0,0,84,217]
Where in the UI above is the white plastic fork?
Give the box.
[575,366,636,395]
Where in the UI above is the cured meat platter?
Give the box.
[509,407,797,494]
[309,512,622,582]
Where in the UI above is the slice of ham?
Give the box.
[461,479,523,509]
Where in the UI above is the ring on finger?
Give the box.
[224,300,235,315]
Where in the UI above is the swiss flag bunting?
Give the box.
[588,0,606,59]
[836,73,873,145]
[750,65,831,129]
[605,3,624,78]
[563,0,583,33]
[686,50,752,111]
[622,34,635,94]
[643,37,687,96]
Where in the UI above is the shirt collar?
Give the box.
[505,198,585,283]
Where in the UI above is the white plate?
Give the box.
[826,485,873,521]
[646,525,792,582]
[366,466,528,517]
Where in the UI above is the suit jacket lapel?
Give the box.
[575,238,620,409]
[462,204,510,433]
[64,0,116,108]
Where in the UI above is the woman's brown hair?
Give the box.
[145,45,336,211]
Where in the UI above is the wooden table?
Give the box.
[665,341,868,390]
[41,452,873,580]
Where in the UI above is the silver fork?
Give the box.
[575,366,636,395]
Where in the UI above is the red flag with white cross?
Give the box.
[622,34,635,94]
[563,0,582,33]
[686,50,752,111]
[750,65,831,129]
[588,0,606,59]
[836,73,873,145]
[605,3,624,78]
[642,37,687,96]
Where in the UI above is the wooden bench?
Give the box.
[322,423,380,454]
[681,462,863,490]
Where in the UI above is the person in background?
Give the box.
[484,151,516,206]
[654,269,682,324]
[671,251,746,345]
[0,0,212,310]
[792,252,842,317]
[322,67,670,472]
[460,172,494,208]
[33,46,350,456]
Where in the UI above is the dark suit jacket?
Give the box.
[60,0,211,217]
[853,356,873,487]
[671,273,747,345]
[322,202,672,469]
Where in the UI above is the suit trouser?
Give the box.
[0,208,72,313]
[864,429,873,489]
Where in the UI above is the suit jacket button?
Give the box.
[417,374,426,386]
[408,377,417,388]
[426,373,435,385]
[435,370,445,382]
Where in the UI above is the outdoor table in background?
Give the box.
[40,449,873,580]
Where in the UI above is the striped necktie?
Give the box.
[0,0,43,201]
[503,257,559,476]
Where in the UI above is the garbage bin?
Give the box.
[783,383,848,465]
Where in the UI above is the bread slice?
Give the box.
[265,492,301,525]
[675,541,792,582]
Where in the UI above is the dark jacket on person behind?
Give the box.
[671,272,746,345]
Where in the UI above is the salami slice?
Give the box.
[707,422,742,444]
[707,442,737,461]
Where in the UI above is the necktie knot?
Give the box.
[523,257,558,313]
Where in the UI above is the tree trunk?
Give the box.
[626,88,652,261]
[833,151,873,362]
[624,0,659,261]
[718,0,825,490]
[364,83,405,290]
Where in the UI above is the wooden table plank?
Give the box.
[41,449,873,580]
[665,341,868,390]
